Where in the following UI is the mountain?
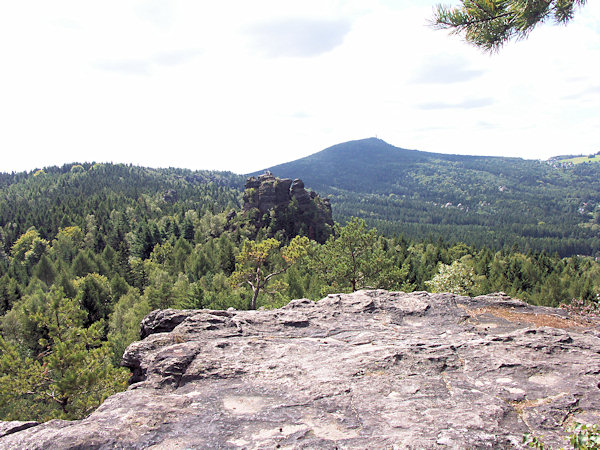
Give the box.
[252,138,600,256]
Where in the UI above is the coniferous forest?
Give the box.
[261,138,600,257]
[1,160,600,422]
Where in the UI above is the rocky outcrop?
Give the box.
[290,178,312,209]
[2,290,600,449]
[242,173,333,243]
[0,422,38,439]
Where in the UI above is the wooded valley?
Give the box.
[1,156,599,422]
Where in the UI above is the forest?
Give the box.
[262,138,600,257]
[1,162,599,423]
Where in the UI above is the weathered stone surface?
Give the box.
[2,290,600,449]
[139,308,198,338]
[290,178,312,207]
[0,421,38,439]
[243,173,326,216]
[241,173,333,243]
[257,176,277,214]
[275,178,292,204]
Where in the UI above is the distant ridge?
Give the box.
[250,138,424,191]
[249,137,511,193]
[250,138,600,256]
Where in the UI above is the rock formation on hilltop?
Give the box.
[241,172,333,243]
[2,290,599,449]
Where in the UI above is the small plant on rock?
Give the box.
[560,297,600,320]
[523,422,600,450]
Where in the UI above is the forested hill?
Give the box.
[0,163,244,251]
[254,138,600,257]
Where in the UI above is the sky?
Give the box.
[0,1,599,175]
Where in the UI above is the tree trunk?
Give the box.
[250,287,260,310]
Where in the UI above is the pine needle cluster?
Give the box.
[432,0,587,51]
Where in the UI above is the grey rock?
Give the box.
[290,178,312,208]
[275,178,292,204]
[2,290,600,449]
[162,189,178,203]
[257,175,278,214]
[241,173,333,243]
[0,421,38,438]
[139,308,197,338]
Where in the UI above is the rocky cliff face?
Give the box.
[242,173,333,243]
[2,290,600,449]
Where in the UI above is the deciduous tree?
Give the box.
[230,236,309,310]
[426,259,479,296]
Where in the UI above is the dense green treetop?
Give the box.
[432,0,587,51]
[0,162,244,252]
[0,287,128,421]
[230,236,309,310]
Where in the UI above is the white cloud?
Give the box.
[417,98,494,110]
[411,54,486,84]
[94,59,153,76]
[246,18,352,58]
[94,49,203,75]
[0,0,598,174]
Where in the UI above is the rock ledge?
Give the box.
[1,290,599,449]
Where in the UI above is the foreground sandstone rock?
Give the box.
[1,290,599,449]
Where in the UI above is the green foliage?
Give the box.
[1,290,49,355]
[523,421,600,449]
[432,0,587,51]
[426,259,479,296]
[569,422,600,449]
[11,228,43,262]
[0,288,129,421]
[312,218,400,292]
[0,274,21,315]
[74,273,111,326]
[108,288,151,365]
[286,266,305,299]
[523,432,547,449]
[142,265,178,310]
[173,281,206,309]
[3,159,600,425]
[264,138,600,258]
[72,249,99,277]
[51,226,84,263]
[0,162,242,253]
[555,155,600,165]
[230,236,309,309]
[33,254,57,287]
[203,273,248,310]
[11,228,49,272]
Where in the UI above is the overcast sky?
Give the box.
[1,1,598,174]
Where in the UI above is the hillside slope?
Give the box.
[254,138,600,256]
[0,163,245,249]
